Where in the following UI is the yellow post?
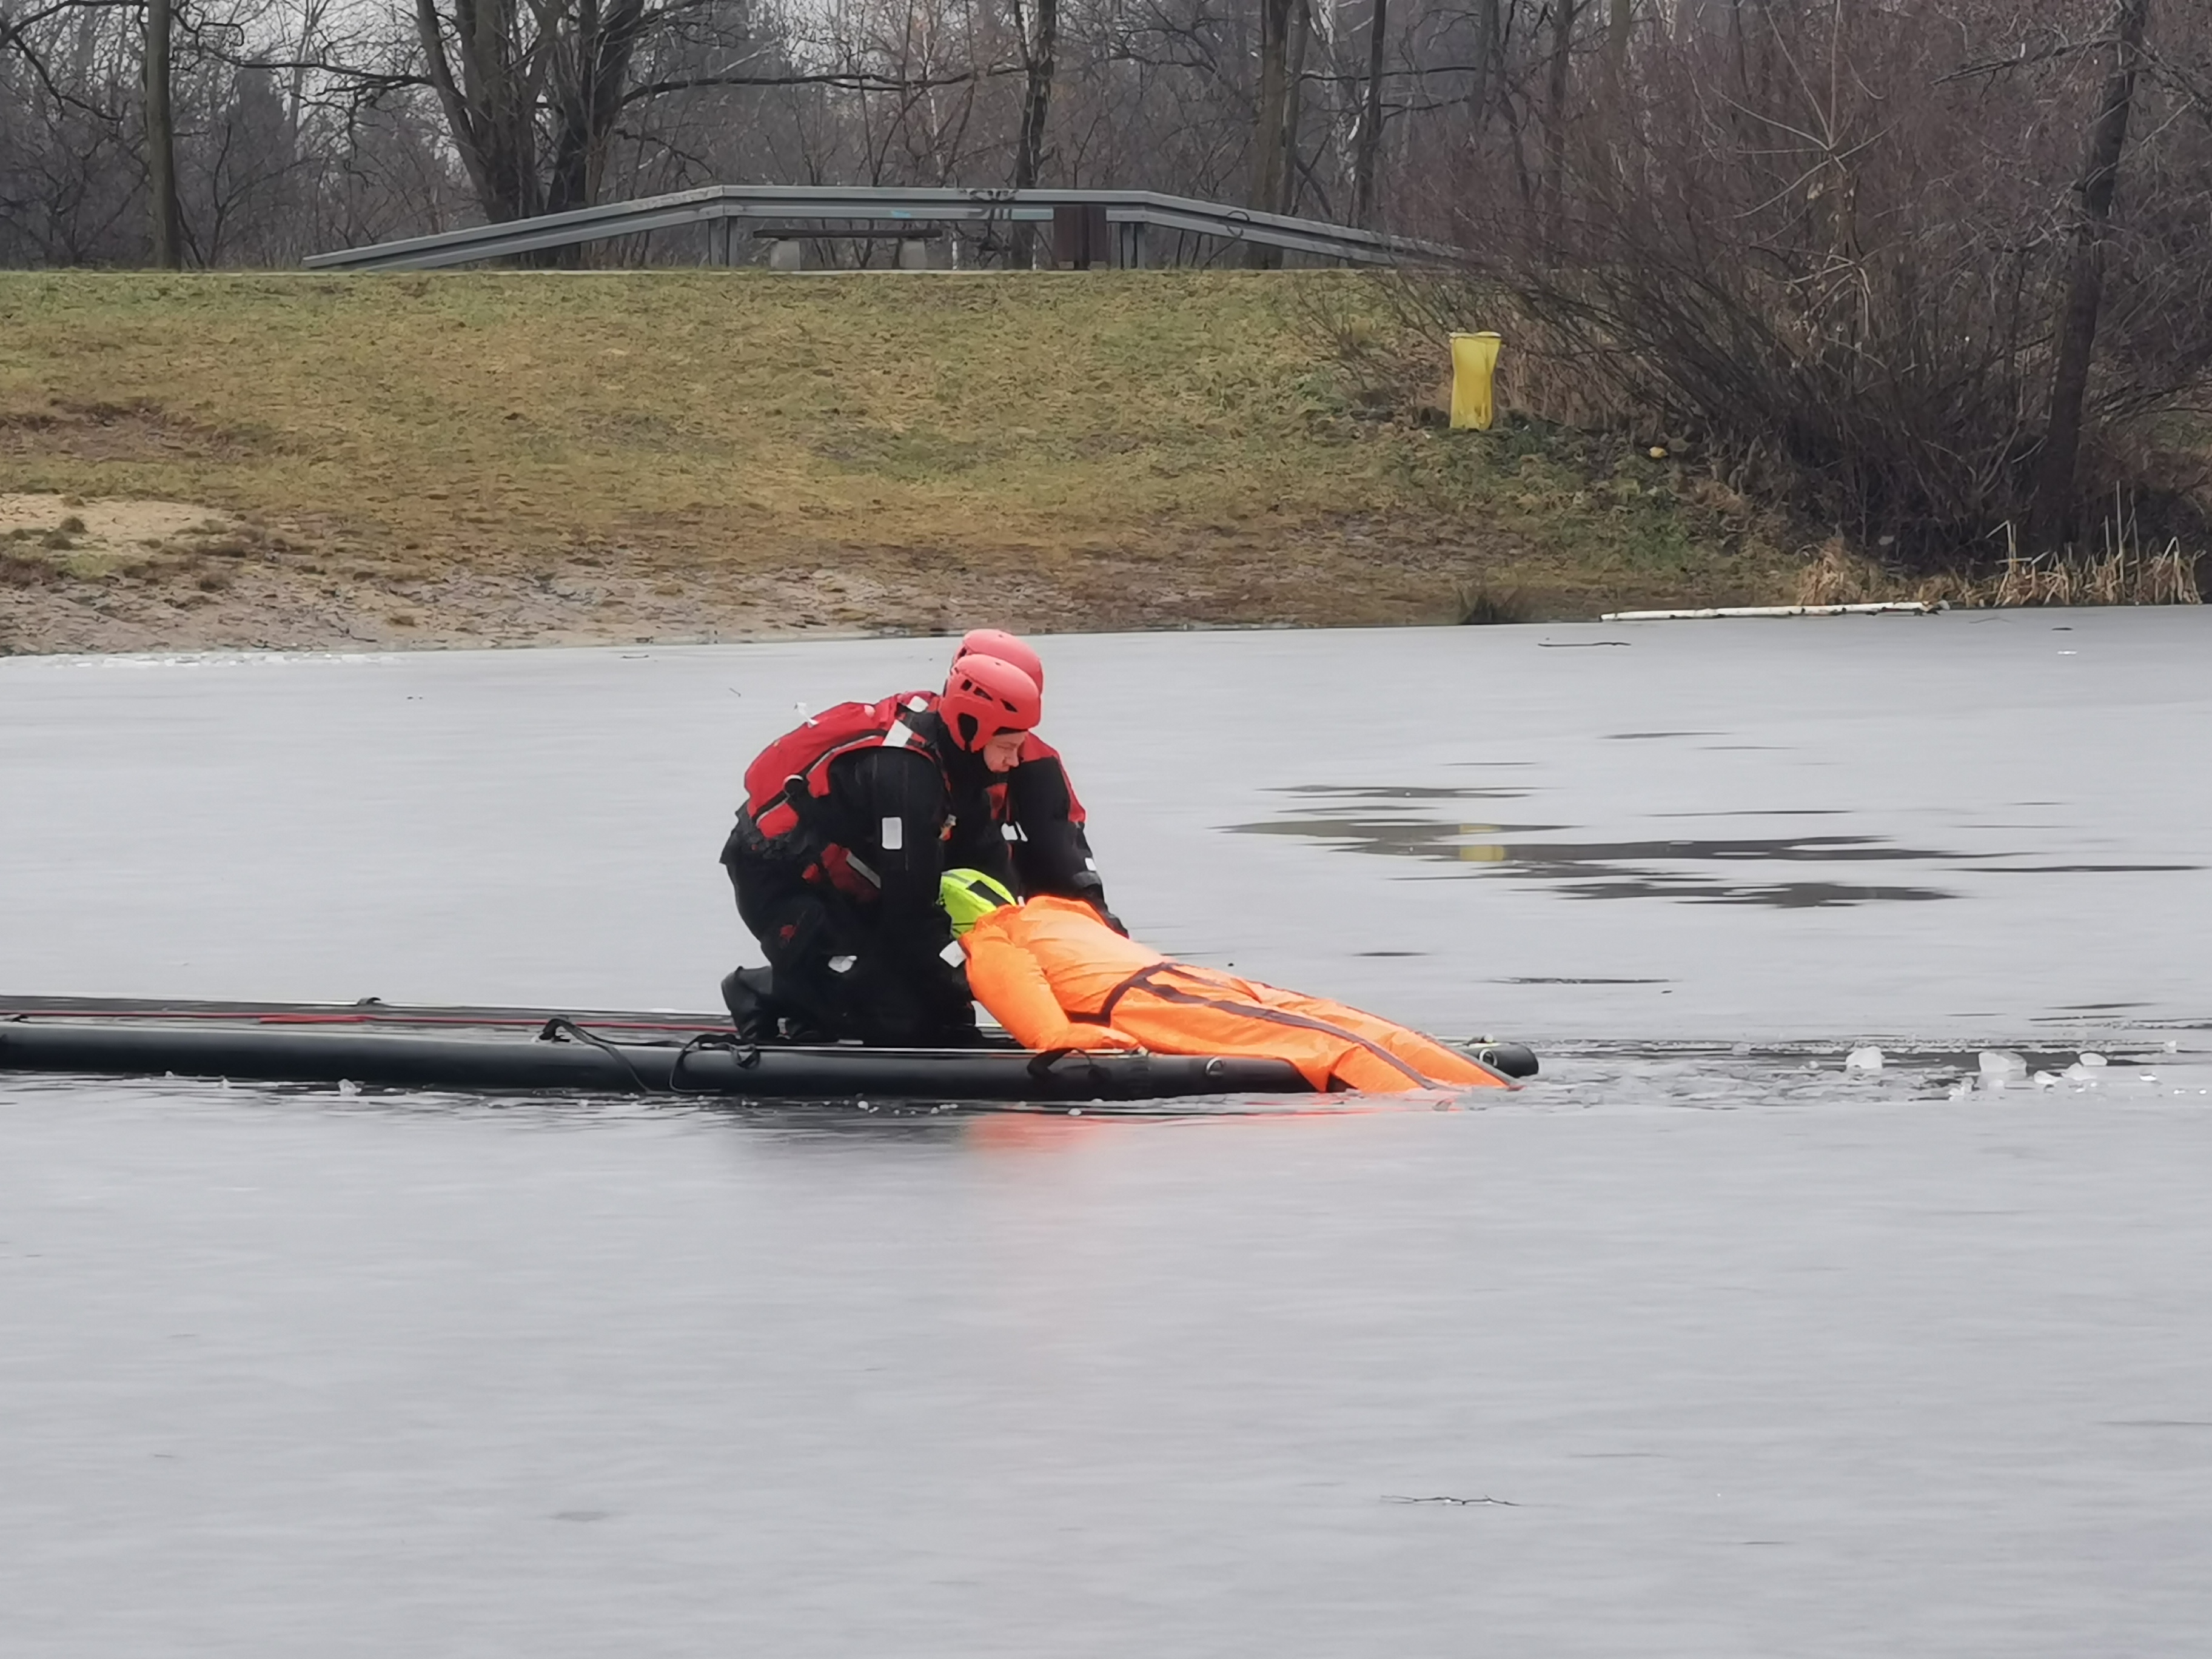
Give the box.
[1450,330,1504,431]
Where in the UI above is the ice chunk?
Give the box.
[2033,1071,2059,1090]
[2077,1052,2108,1068]
[1946,1079,1974,1100]
[1845,1046,1885,1072]
[1979,1050,2028,1078]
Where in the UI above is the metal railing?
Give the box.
[303,185,1460,272]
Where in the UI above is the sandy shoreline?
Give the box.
[1,488,1538,654]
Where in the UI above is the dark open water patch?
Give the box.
[1227,803,1953,907]
[1654,808,1848,819]
[1275,783,1530,801]
[1500,977,1671,985]
[1228,787,2202,910]
[1957,863,2203,874]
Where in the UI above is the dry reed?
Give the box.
[1796,505,2204,609]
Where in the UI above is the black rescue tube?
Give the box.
[0,1019,1312,1102]
[1464,1041,1539,1079]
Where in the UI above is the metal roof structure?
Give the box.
[303,185,1458,272]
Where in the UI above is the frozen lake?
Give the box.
[5,611,2210,1654]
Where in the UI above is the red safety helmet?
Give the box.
[940,654,1042,751]
[955,628,1044,695]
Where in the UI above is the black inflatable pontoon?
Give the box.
[0,996,1533,1102]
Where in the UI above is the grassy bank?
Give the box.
[0,270,1802,652]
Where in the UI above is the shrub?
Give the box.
[1415,0,2212,571]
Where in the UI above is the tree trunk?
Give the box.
[2029,0,2153,551]
[545,0,649,231]
[1543,0,1579,232]
[1278,0,1309,215]
[1009,0,1056,265]
[417,0,546,225]
[1014,0,1055,189]
[1469,0,1500,131]
[143,0,183,267]
[1352,0,1386,226]
[1249,0,1294,265]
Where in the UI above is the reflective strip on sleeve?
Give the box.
[882,721,915,749]
[882,816,905,851]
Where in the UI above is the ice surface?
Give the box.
[5,612,2212,1655]
[2,608,2209,1042]
[4,1071,2212,1658]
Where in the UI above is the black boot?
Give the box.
[719,966,784,1042]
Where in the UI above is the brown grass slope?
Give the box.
[0,271,1798,652]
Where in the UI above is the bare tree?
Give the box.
[144,0,183,263]
[1248,0,1292,260]
[1541,0,1576,221]
[415,0,573,223]
[1426,0,2212,566]
[1011,0,1054,186]
[1277,0,1307,212]
[2030,0,2156,549]
[1350,0,1382,225]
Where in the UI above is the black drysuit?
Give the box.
[720,716,1015,1045]
[993,740,1119,930]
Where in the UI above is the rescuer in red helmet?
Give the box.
[948,629,1119,930]
[717,652,1041,1045]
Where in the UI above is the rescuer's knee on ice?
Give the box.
[724,847,978,1046]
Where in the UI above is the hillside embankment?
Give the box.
[1,271,1806,653]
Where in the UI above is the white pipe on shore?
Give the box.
[1599,602,1938,622]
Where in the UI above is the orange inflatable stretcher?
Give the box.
[960,896,1509,1092]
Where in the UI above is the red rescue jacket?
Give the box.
[853,698,1085,834]
[739,692,950,898]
